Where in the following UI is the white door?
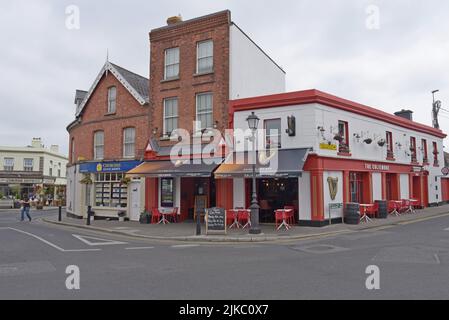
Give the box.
[129,181,141,221]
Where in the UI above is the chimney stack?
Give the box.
[167,15,182,25]
[31,138,43,148]
[394,109,413,121]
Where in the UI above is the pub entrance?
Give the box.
[180,177,216,221]
[246,177,298,223]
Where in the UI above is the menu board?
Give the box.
[206,207,227,234]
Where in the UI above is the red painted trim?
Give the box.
[337,152,352,157]
[216,179,233,210]
[230,89,446,139]
[310,170,324,221]
[144,177,159,212]
[381,172,387,199]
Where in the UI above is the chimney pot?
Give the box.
[394,109,413,121]
[167,15,182,25]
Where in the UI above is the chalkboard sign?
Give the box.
[206,207,227,235]
[194,195,208,221]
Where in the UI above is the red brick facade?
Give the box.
[149,10,231,145]
[68,73,150,164]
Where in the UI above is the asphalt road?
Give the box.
[1,208,449,299]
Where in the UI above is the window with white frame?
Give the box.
[164,47,180,79]
[94,172,127,207]
[94,131,104,160]
[197,40,213,74]
[107,86,117,113]
[264,119,281,149]
[196,93,213,131]
[3,158,14,171]
[23,158,33,172]
[163,98,179,136]
[123,127,135,158]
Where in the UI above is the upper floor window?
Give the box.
[23,158,33,172]
[71,138,75,163]
[3,158,14,171]
[264,119,281,149]
[164,47,180,79]
[421,139,428,164]
[432,141,439,166]
[94,131,104,160]
[107,86,117,114]
[58,169,61,177]
[196,93,213,131]
[163,97,179,136]
[410,137,417,163]
[197,40,213,74]
[386,131,394,159]
[123,127,136,158]
[337,120,350,153]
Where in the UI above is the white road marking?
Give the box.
[444,227,449,231]
[171,244,200,249]
[125,247,155,250]
[3,228,100,252]
[72,234,128,246]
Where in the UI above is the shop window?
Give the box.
[164,47,179,79]
[94,173,127,207]
[123,127,135,158]
[421,139,428,164]
[196,92,213,131]
[433,142,439,166]
[107,86,116,114]
[197,40,213,74]
[386,131,394,159]
[338,120,350,154]
[23,158,33,172]
[410,137,417,163]
[160,178,175,207]
[349,172,363,203]
[264,119,281,149]
[163,97,179,136]
[3,157,14,171]
[94,131,104,160]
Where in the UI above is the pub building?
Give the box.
[129,89,446,227]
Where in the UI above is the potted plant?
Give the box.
[139,210,151,224]
[377,139,386,147]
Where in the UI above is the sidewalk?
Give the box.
[42,205,449,243]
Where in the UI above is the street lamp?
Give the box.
[246,112,261,235]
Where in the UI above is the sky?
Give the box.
[1,0,449,155]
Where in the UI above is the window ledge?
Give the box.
[193,71,214,77]
[337,152,352,157]
[423,162,430,166]
[161,76,180,83]
[411,161,420,166]
[386,157,396,161]
[104,112,116,116]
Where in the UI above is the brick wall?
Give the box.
[149,10,231,146]
[68,73,150,164]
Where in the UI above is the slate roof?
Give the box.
[110,63,149,102]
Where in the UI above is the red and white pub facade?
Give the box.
[224,89,447,226]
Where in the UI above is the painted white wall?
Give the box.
[372,173,382,201]
[298,172,311,221]
[322,171,343,219]
[400,174,410,199]
[229,24,285,100]
[233,178,245,208]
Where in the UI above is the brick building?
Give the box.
[66,62,149,218]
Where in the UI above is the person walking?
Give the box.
[20,196,32,222]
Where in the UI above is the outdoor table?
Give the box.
[240,209,251,229]
[276,209,293,230]
[359,204,374,223]
[391,200,403,216]
[158,207,174,225]
[228,210,240,229]
[408,199,419,214]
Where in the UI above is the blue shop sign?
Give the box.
[79,160,141,173]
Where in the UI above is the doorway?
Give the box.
[180,177,216,221]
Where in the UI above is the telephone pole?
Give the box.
[432,90,442,129]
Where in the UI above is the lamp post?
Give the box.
[246,112,261,235]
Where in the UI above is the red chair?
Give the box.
[275,210,284,229]
[151,207,162,224]
[238,210,251,229]
[167,207,178,223]
[365,203,378,218]
[388,200,399,216]
[226,209,237,227]
[284,206,295,225]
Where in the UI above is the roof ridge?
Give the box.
[109,62,149,80]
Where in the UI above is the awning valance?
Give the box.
[214,148,310,178]
[126,158,223,178]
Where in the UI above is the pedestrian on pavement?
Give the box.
[20,195,32,222]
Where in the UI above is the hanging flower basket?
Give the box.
[80,174,93,185]
[333,134,343,142]
[377,139,386,147]
[364,138,373,144]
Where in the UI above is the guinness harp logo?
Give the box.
[327,177,338,200]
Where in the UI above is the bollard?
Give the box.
[87,205,92,226]
[196,211,201,236]
[58,206,62,222]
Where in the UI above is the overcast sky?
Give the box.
[1,0,449,155]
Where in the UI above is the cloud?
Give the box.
[1,0,449,154]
